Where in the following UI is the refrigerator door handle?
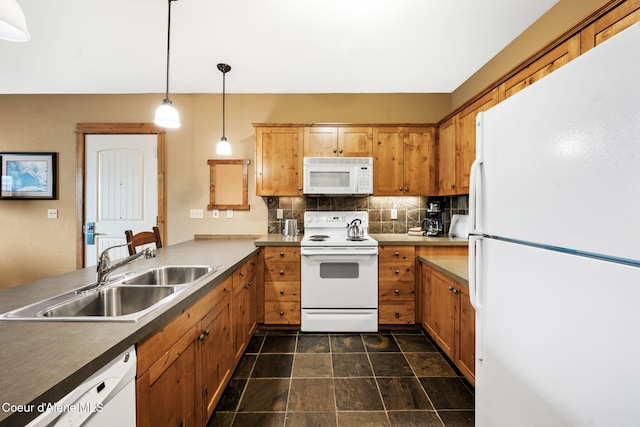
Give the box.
[469,112,484,235]
[469,234,484,362]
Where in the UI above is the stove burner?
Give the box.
[309,235,330,241]
[346,237,368,241]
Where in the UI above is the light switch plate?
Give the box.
[390,209,397,220]
[190,209,204,219]
[212,209,219,218]
[276,209,284,219]
[47,209,58,219]
[226,209,234,219]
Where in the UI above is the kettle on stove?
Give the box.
[346,218,365,238]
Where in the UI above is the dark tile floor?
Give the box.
[208,330,474,427]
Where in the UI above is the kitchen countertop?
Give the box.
[0,238,258,427]
[254,234,468,246]
[419,255,469,285]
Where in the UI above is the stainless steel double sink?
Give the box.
[0,265,217,322]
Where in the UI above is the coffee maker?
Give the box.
[422,200,444,236]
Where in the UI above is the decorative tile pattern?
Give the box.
[211,330,475,427]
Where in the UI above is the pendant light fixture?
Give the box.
[154,0,180,129]
[0,0,30,42]
[216,63,232,156]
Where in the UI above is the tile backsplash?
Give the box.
[265,195,469,235]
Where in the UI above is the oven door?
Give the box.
[300,246,378,308]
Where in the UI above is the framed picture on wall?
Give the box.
[0,152,57,199]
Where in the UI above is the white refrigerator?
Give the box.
[469,23,640,426]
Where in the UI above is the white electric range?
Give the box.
[300,211,379,332]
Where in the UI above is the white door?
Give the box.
[84,134,158,266]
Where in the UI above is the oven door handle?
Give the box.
[301,249,378,257]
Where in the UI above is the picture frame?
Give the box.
[0,152,57,200]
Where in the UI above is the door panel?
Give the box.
[84,134,158,266]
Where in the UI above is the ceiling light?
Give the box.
[154,0,180,129]
[0,0,30,42]
[216,63,232,156]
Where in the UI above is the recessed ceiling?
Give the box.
[0,0,558,94]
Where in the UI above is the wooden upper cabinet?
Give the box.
[580,0,640,53]
[255,126,303,196]
[499,34,580,101]
[303,126,372,157]
[455,88,498,194]
[374,126,436,196]
[373,127,404,195]
[338,126,373,157]
[303,127,338,157]
[403,126,437,195]
[438,116,457,195]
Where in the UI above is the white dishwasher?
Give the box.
[26,346,136,427]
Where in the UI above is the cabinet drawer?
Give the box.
[379,301,415,325]
[264,301,301,324]
[264,282,300,302]
[379,262,415,281]
[265,262,300,282]
[379,246,415,262]
[264,247,300,263]
[379,281,415,300]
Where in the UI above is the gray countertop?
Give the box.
[0,238,258,427]
[418,255,469,285]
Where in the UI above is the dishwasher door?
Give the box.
[26,346,136,427]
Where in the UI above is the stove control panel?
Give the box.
[304,211,369,229]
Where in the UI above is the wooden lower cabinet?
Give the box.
[232,254,258,362]
[421,262,475,385]
[263,246,301,325]
[378,245,416,325]
[137,267,253,426]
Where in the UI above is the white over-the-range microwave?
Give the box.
[303,157,373,196]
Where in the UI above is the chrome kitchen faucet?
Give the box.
[96,243,156,286]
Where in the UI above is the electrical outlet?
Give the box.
[390,209,398,220]
[276,209,284,219]
[190,209,204,219]
[212,209,219,219]
[226,209,234,219]
[47,209,58,219]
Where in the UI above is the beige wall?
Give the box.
[0,93,450,289]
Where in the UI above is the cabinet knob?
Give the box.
[298,187,303,191]
[395,289,400,294]
[394,252,400,256]
[239,272,244,277]
[280,310,285,316]
[448,286,453,291]
[279,289,284,294]
[245,283,251,288]
[280,252,285,257]
[404,187,409,192]
[395,311,400,317]
[339,149,343,154]
[452,289,459,294]
[450,184,455,189]
[279,270,285,275]
[333,148,337,153]
[395,270,400,274]
[399,187,404,191]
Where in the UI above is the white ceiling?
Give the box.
[0,0,558,95]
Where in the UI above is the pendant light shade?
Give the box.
[216,63,232,155]
[154,0,180,129]
[0,0,30,42]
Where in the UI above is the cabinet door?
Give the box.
[403,126,437,195]
[303,127,338,157]
[338,126,373,157]
[200,298,232,423]
[438,116,457,195]
[581,1,640,53]
[137,331,199,427]
[456,285,476,385]
[373,127,403,195]
[424,269,456,358]
[455,89,498,194]
[255,127,303,196]
[232,282,246,362]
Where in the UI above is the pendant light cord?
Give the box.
[164,0,174,100]
[222,70,226,138]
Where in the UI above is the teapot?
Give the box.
[346,218,364,238]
